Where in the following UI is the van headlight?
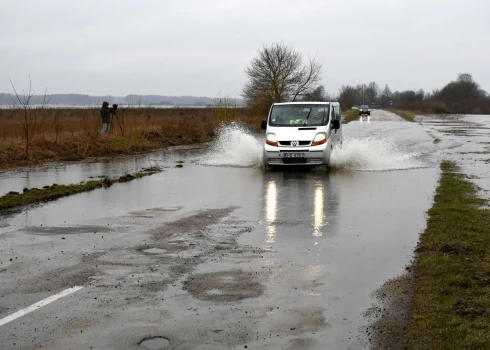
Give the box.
[311,132,327,146]
[265,133,278,147]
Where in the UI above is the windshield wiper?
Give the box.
[303,107,313,126]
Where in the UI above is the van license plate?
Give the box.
[284,153,304,158]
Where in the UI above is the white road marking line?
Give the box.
[0,286,84,327]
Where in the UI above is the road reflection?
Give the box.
[265,179,278,243]
[313,182,326,237]
[262,171,338,243]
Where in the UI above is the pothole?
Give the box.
[143,248,168,254]
[184,270,264,301]
[139,336,170,349]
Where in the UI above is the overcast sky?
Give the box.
[2,0,489,98]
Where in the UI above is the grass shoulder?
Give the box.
[389,109,418,122]
[0,167,162,212]
[407,161,490,349]
[342,109,360,124]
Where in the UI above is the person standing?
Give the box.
[100,101,115,135]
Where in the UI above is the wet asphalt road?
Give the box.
[0,110,489,349]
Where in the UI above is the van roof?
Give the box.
[273,101,337,105]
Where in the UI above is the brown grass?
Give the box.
[0,107,263,170]
[342,109,361,124]
[389,109,419,122]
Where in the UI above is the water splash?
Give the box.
[330,137,425,171]
[202,125,426,171]
[202,123,263,168]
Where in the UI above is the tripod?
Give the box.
[110,110,124,135]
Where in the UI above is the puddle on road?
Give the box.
[23,225,114,235]
[139,336,170,349]
[422,114,490,200]
[143,248,167,254]
[184,270,264,301]
[130,207,182,217]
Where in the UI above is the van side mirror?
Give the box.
[261,120,267,130]
[331,119,340,129]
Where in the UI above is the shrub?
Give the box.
[430,102,450,114]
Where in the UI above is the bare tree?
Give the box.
[365,81,380,105]
[338,85,358,110]
[379,84,392,108]
[301,85,327,102]
[9,74,51,159]
[242,42,323,111]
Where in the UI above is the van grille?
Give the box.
[279,149,308,152]
[279,141,311,146]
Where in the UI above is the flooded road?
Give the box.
[0,110,489,349]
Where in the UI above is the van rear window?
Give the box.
[269,104,330,126]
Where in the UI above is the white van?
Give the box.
[261,102,342,167]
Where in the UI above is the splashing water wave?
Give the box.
[202,123,263,168]
[330,137,425,171]
[202,125,426,171]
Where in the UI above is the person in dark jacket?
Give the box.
[100,101,115,134]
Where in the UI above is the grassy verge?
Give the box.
[0,167,162,211]
[389,109,417,122]
[342,109,361,124]
[407,161,490,349]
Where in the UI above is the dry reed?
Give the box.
[0,107,264,170]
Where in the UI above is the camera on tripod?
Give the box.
[112,104,118,111]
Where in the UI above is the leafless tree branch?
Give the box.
[242,42,323,111]
[9,78,24,108]
[8,75,51,159]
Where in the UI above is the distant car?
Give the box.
[359,105,370,116]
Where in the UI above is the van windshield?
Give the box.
[269,104,330,126]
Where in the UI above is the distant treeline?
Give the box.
[0,93,242,107]
[335,73,490,114]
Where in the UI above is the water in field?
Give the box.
[0,111,434,197]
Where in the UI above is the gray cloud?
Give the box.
[2,0,489,97]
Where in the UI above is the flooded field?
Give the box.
[0,110,489,349]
